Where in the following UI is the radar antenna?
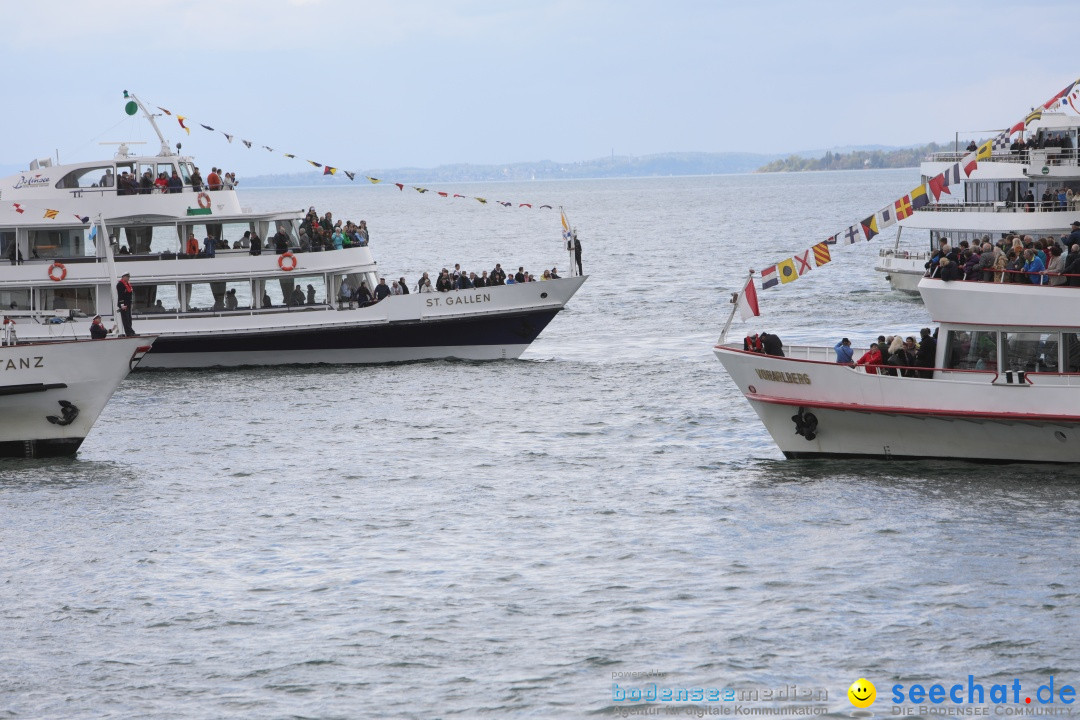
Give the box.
[99,141,147,160]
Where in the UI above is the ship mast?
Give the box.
[124,91,171,157]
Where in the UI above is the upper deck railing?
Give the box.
[925,148,1080,166]
[913,200,1080,214]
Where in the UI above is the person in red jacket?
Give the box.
[856,343,883,375]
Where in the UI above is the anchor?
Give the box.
[46,400,79,426]
[791,406,818,441]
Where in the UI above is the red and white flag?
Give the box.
[737,277,760,320]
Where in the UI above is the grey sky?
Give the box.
[3,0,1077,175]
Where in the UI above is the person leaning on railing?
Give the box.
[1047,245,1067,286]
[1022,249,1047,284]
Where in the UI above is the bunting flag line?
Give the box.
[812,242,831,267]
[910,184,929,209]
[860,215,879,241]
[761,265,778,289]
[793,250,812,275]
[142,95,571,214]
[877,206,896,231]
[927,173,949,201]
[942,162,961,187]
[990,131,1012,153]
[777,258,798,284]
[895,195,913,220]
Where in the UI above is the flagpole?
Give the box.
[98,214,120,330]
[718,269,755,346]
[559,206,575,276]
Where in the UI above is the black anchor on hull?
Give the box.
[791,406,818,441]
[46,400,79,426]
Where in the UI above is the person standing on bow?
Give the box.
[116,273,136,337]
[90,315,111,339]
[572,229,583,275]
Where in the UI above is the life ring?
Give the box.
[278,252,297,271]
[197,192,211,209]
[47,262,67,282]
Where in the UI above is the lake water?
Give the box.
[2,171,1078,719]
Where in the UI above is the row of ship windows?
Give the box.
[944,329,1080,374]
[0,274,365,316]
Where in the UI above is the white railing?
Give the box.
[879,248,931,260]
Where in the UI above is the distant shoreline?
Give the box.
[240,147,935,188]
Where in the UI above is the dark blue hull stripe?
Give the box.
[149,308,562,354]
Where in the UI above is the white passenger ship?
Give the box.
[876,110,1080,292]
[0,328,154,458]
[0,95,585,368]
[715,278,1080,463]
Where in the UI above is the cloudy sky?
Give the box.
[2,0,1077,175]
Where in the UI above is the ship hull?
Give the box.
[714,343,1080,464]
[142,307,560,367]
[0,336,154,458]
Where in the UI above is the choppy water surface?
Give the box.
[2,171,1079,719]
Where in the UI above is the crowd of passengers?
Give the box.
[925,223,1080,285]
[114,166,238,196]
[338,264,562,307]
[999,186,1080,212]
[965,130,1074,156]
[745,329,940,378]
[140,206,372,258]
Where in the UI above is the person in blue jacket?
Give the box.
[834,338,854,364]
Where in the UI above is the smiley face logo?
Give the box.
[848,678,876,708]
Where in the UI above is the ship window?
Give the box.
[27,229,75,259]
[39,286,95,315]
[183,281,251,313]
[263,274,326,308]
[135,283,179,315]
[56,166,114,189]
[1064,333,1080,373]
[1,288,30,311]
[0,231,14,261]
[944,330,997,371]
[1003,332,1058,373]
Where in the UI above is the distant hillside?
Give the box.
[756,142,957,172]
[241,151,790,187]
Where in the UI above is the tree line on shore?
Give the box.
[756,142,955,173]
